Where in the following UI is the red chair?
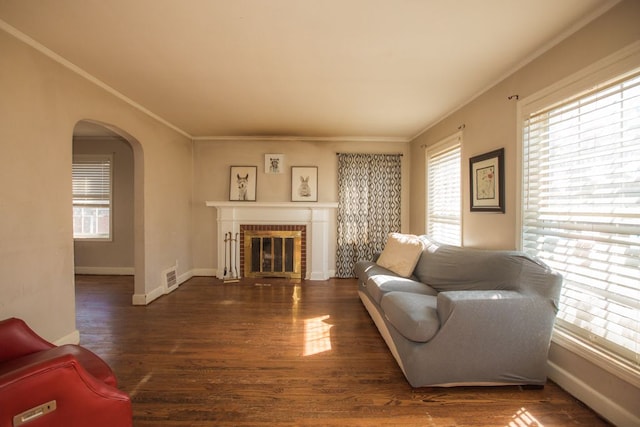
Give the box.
[0,318,132,427]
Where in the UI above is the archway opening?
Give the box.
[72,120,144,305]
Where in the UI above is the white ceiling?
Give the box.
[0,0,617,141]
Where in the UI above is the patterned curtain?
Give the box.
[336,153,402,277]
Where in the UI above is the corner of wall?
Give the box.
[54,329,80,346]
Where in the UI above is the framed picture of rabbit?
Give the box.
[229,166,257,201]
[291,166,318,202]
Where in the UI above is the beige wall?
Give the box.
[192,139,409,273]
[0,29,193,342]
[410,0,640,249]
[73,136,135,273]
[409,2,640,425]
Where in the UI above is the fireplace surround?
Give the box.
[205,201,338,280]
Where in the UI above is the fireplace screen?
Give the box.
[243,230,302,278]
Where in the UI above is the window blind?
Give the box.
[427,141,461,246]
[72,156,111,205]
[72,155,112,239]
[522,70,640,370]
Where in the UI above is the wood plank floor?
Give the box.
[75,275,611,427]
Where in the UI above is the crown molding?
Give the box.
[192,135,410,143]
[2,19,410,144]
[0,19,192,140]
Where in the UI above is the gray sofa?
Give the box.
[355,235,562,387]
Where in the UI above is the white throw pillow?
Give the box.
[376,233,425,277]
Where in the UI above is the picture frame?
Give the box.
[291,166,318,202]
[229,166,257,201]
[469,148,504,212]
[264,154,284,174]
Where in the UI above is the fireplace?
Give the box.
[241,225,305,279]
[205,201,338,280]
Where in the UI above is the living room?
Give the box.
[1,1,639,425]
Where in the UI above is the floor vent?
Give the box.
[163,266,178,292]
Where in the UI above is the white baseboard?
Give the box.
[74,266,135,275]
[191,268,216,277]
[54,329,80,345]
[132,269,199,305]
[132,284,164,306]
[548,360,640,427]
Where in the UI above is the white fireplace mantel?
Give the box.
[205,201,338,280]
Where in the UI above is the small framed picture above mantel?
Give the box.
[469,148,504,213]
[291,166,318,202]
[229,166,257,201]
[264,153,284,174]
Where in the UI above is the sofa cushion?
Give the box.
[366,274,438,305]
[381,292,440,343]
[414,236,523,292]
[376,233,425,277]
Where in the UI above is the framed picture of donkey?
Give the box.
[229,166,257,201]
[291,166,318,202]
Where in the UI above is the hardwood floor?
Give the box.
[75,275,610,427]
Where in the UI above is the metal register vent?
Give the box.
[243,230,302,279]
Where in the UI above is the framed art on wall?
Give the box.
[291,166,318,202]
[469,148,504,212]
[229,166,257,201]
[264,154,284,174]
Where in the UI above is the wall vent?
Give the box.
[163,266,178,293]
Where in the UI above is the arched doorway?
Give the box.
[72,120,144,304]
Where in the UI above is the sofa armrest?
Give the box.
[435,290,557,347]
[437,290,533,325]
[0,353,132,427]
[438,290,555,324]
[0,318,55,363]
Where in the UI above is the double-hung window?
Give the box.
[520,65,640,375]
[426,133,462,246]
[72,155,112,240]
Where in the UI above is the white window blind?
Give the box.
[427,137,461,246]
[72,155,112,239]
[521,70,640,371]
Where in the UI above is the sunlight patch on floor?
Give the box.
[303,315,333,356]
[507,407,543,427]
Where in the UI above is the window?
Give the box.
[72,155,112,239]
[521,68,640,373]
[426,134,461,246]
